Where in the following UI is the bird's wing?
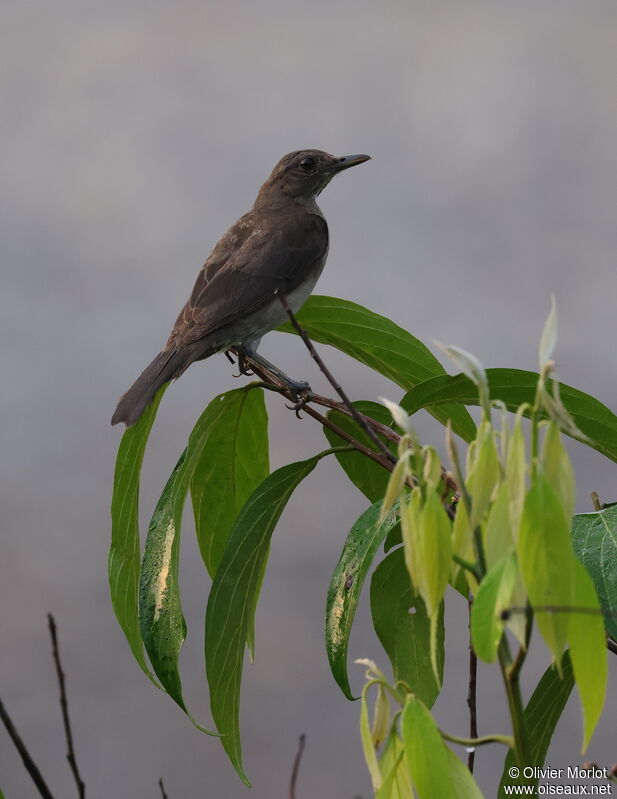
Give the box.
[168,211,328,347]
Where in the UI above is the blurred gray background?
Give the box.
[2,1,616,796]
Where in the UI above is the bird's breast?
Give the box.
[236,245,328,345]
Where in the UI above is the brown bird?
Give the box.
[112,149,371,426]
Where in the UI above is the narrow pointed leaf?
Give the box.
[370,548,443,706]
[139,452,189,710]
[323,400,397,501]
[416,490,452,618]
[498,654,574,797]
[206,456,321,784]
[401,369,617,463]
[568,560,607,751]
[541,422,575,521]
[517,476,573,660]
[445,748,485,798]
[278,295,476,441]
[539,295,558,366]
[571,505,617,639]
[139,400,234,731]
[326,502,399,699]
[360,686,383,791]
[401,696,451,799]
[471,554,517,662]
[190,387,269,577]
[109,385,166,682]
[377,728,412,799]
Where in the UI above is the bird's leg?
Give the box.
[237,346,311,404]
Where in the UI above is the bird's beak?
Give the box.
[332,154,371,172]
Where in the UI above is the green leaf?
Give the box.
[568,560,607,750]
[370,548,443,706]
[323,400,396,502]
[517,475,573,661]
[109,385,166,683]
[445,748,485,798]
[376,727,413,799]
[190,387,269,577]
[471,554,517,662]
[571,504,617,639]
[467,422,500,529]
[139,399,238,730]
[401,368,617,463]
[139,452,189,710]
[360,684,383,792]
[539,295,558,366]
[498,654,574,797]
[326,502,400,699]
[484,482,513,570]
[416,490,452,618]
[541,422,575,521]
[205,456,321,785]
[279,295,476,441]
[402,696,481,799]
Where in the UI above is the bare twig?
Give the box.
[0,697,56,799]
[277,293,396,463]
[591,491,602,511]
[467,597,478,773]
[47,614,85,799]
[159,777,168,798]
[288,734,306,799]
[237,353,395,473]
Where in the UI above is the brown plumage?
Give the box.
[112,149,370,426]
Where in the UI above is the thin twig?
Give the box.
[237,355,395,473]
[277,293,396,463]
[301,391,400,443]
[47,614,86,799]
[467,597,478,773]
[159,777,168,798]
[591,491,602,511]
[289,734,306,799]
[0,697,56,799]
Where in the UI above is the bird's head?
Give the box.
[255,149,371,206]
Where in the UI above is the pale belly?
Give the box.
[217,252,327,353]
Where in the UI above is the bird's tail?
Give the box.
[111,347,191,427]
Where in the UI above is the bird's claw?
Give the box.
[233,354,255,377]
[284,382,312,417]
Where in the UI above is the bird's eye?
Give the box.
[299,156,315,171]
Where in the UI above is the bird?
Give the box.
[111,149,371,427]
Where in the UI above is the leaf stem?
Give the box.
[439,729,514,749]
[452,553,481,580]
[498,637,530,769]
[277,292,397,463]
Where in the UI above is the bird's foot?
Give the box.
[284,380,312,417]
[233,353,255,378]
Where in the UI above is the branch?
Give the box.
[0,697,56,799]
[288,734,306,799]
[159,777,168,798]
[240,361,395,474]
[277,293,396,464]
[47,614,86,798]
